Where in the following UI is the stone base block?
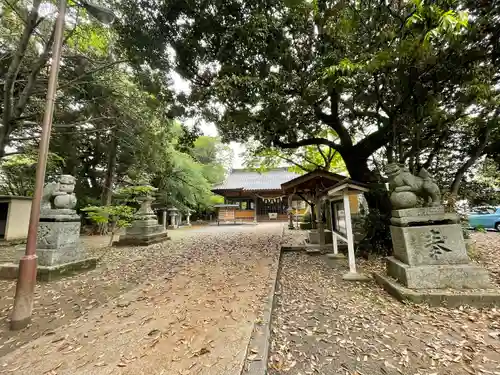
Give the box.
[390,224,469,266]
[37,220,81,250]
[125,221,165,237]
[114,231,170,247]
[390,212,459,226]
[281,245,305,252]
[342,272,371,282]
[307,230,332,244]
[326,253,346,260]
[387,256,491,289]
[392,206,445,218]
[304,243,331,253]
[35,246,86,267]
[374,272,500,308]
[305,246,321,255]
[0,257,97,281]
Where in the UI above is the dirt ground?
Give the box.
[0,229,196,357]
[0,223,284,374]
[269,231,500,375]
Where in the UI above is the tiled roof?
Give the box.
[213,168,301,191]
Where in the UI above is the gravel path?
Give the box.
[269,232,500,375]
[0,223,284,374]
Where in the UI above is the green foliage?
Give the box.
[358,209,393,256]
[115,186,156,202]
[0,0,232,225]
[6,0,500,257]
[462,158,500,205]
[245,130,346,174]
[154,148,214,211]
[302,212,312,224]
[82,205,135,245]
[208,195,224,207]
[192,136,232,185]
[475,225,487,233]
[82,205,133,226]
[112,0,497,206]
[66,23,113,56]
[299,222,313,230]
[462,226,471,240]
[0,152,65,196]
[116,0,498,187]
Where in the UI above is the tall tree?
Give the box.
[114,0,497,205]
[0,0,126,158]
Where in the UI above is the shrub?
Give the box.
[358,209,392,256]
[462,226,471,239]
[476,225,487,233]
[302,212,311,223]
[82,205,135,246]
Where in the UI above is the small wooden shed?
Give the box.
[281,169,353,245]
[0,196,32,241]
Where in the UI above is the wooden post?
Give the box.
[327,199,344,259]
[287,195,294,230]
[316,199,325,248]
[310,202,316,229]
[330,202,338,254]
[342,190,369,281]
[253,197,258,223]
[343,190,356,273]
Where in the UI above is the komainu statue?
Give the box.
[385,163,441,209]
[40,175,77,210]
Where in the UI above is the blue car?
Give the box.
[468,206,500,231]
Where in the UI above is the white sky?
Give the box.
[170,72,245,168]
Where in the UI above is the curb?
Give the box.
[240,225,285,375]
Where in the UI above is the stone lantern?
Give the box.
[115,185,169,246]
[168,207,179,228]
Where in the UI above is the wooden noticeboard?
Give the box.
[218,207,236,224]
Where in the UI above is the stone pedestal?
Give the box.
[37,210,83,266]
[307,230,332,245]
[0,210,97,281]
[1,174,100,281]
[37,209,97,280]
[115,196,169,246]
[375,206,500,307]
[386,207,489,289]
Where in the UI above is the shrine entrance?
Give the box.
[281,170,349,248]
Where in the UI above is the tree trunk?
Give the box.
[342,151,393,255]
[343,154,392,217]
[450,127,491,197]
[1,0,44,158]
[101,130,118,205]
